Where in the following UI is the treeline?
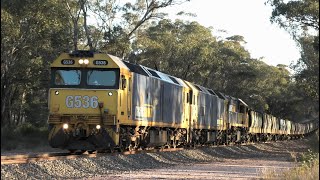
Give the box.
[1,0,319,129]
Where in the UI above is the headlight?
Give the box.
[96,125,101,129]
[79,59,84,64]
[84,59,89,64]
[108,92,113,96]
[55,91,59,95]
[63,123,68,129]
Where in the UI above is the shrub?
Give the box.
[1,123,49,151]
[300,149,318,167]
[1,126,19,150]
[14,122,39,136]
[262,152,319,180]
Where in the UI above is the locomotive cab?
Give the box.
[48,50,131,151]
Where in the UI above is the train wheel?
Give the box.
[172,140,177,149]
[87,150,96,154]
[116,147,124,152]
[68,149,76,154]
[128,144,134,151]
[75,150,87,155]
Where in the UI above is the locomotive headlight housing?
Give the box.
[55,91,59,95]
[108,92,113,96]
[96,125,101,130]
[78,59,84,64]
[84,59,89,64]
[63,123,69,129]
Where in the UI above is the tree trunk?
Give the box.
[73,19,78,51]
[81,0,93,51]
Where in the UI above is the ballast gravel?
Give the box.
[1,138,313,180]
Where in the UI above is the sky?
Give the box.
[160,0,301,67]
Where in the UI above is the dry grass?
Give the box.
[261,157,319,180]
[261,130,319,180]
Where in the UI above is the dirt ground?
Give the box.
[92,159,294,180]
[88,138,315,180]
[1,136,317,180]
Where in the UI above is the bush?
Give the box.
[300,149,318,167]
[1,125,18,141]
[262,151,319,180]
[282,156,319,180]
[1,123,49,151]
[12,122,49,137]
[15,123,34,135]
[1,126,19,150]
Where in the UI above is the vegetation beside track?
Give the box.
[262,129,319,180]
[1,134,317,179]
[1,122,49,151]
[1,0,318,136]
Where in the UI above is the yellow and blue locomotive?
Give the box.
[48,50,191,152]
[48,50,318,153]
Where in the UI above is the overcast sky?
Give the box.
[161,0,301,67]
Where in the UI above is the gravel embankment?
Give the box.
[1,138,314,180]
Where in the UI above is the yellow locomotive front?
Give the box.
[48,50,129,152]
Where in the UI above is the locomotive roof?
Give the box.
[122,61,225,96]
[51,51,129,70]
[122,60,188,87]
[239,98,248,106]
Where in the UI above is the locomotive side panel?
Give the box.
[132,73,162,123]
[131,73,184,127]
[198,93,220,129]
[248,110,263,134]
[161,81,183,126]
[217,97,227,130]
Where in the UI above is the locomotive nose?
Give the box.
[49,89,118,115]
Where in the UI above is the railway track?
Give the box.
[1,147,185,165]
[1,139,303,165]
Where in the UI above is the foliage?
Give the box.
[1,0,318,136]
[299,149,318,167]
[1,123,49,150]
[88,0,189,57]
[129,19,217,79]
[262,151,319,180]
[1,0,73,128]
[267,0,319,37]
[129,19,298,118]
[294,35,319,99]
[268,0,319,121]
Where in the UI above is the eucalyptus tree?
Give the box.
[129,19,218,83]
[207,35,251,94]
[267,0,319,38]
[89,0,190,57]
[1,0,72,127]
[268,0,319,120]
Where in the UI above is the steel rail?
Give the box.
[1,147,185,165]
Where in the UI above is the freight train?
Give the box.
[48,50,318,153]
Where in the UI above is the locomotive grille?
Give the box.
[48,115,61,124]
[48,114,115,125]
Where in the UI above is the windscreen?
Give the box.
[55,70,81,85]
[51,68,119,89]
[87,69,117,86]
